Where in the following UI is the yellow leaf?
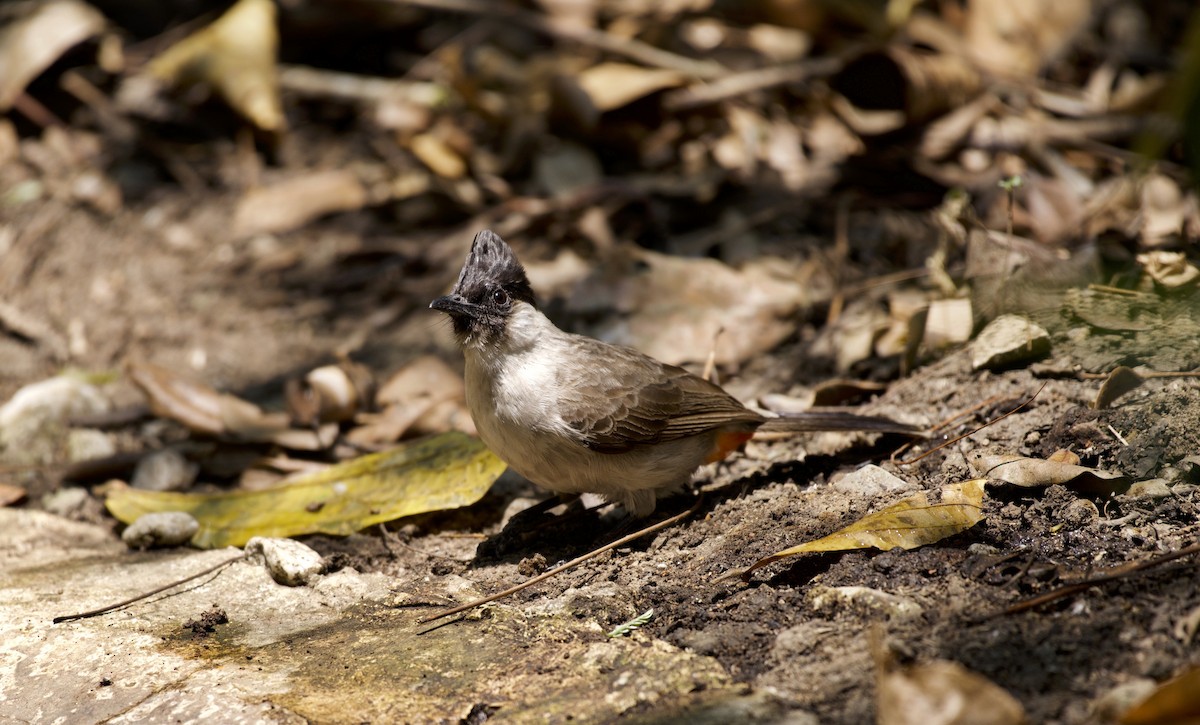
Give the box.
[148,0,283,131]
[105,432,506,548]
[721,479,985,581]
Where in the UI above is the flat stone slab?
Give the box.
[0,509,744,723]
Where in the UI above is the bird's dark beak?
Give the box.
[430,294,479,318]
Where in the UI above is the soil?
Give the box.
[5,171,1199,722]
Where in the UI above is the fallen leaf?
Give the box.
[720,479,985,581]
[574,62,684,113]
[570,246,809,367]
[345,356,464,447]
[1094,366,1145,410]
[232,170,367,239]
[105,432,506,548]
[147,0,283,131]
[1138,250,1200,289]
[0,0,106,111]
[878,657,1027,725]
[970,454,1131,496]
[286,360,374,426]
[128,359,337,450]
[0,483,26,506]
[1121,666,1200,725]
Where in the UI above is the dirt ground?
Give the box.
[4,1,1200,723]
[5,175,1200,723]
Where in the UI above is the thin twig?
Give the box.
[895,382,1047,465]
[53,554,248,624]
[999,541,1200,615]
[418,496,704,626]
[389,0,726,78]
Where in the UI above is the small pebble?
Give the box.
[122,511,199,549]
[245,536,323,586]
[1062,498,1100,528]
[42,487,91,517]
[132,448,199,491]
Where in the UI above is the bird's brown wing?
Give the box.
[555,336,764,454]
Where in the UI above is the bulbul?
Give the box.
[431,230,917,517]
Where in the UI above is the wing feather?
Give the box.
[555,336,764,453]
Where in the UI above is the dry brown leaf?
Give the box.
[232,170,366,238]
[569,246,808,367]
[963,0,1091,80]
[0,482,26,506]
[1121,666,1200,725]
[575,62,684,112]
[1094,366,1145,410]
[878,657,1027,725]
[128,359,336,450]
[345,356,465,447]
[0,0,106,111]
[720,479,985,581]
[970,454,1131,496]
[1138,251,1200,289]
[148,0,283,131]
[286,361,374,426]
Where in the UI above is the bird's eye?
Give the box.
[491,288,509,306]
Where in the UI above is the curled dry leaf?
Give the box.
[286,360,374,426]
[147,0,283,131]
[969,453,1131,496]
[1137,251,1200,289]
[719,479,985,582]
[344,355,465,447]
[0,482,26,506]
[105,431,505,548]
[1121,666,1200,725]
[573,62,685,114]
[877,656,1027,725]
[128,359,336,450]
[0,0,106,111]
[232,170,367,239]
[1094,366,1145,410]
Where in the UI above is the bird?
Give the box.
[431,230,916,517]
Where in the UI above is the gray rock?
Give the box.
[1127,479,1172,500]
[830,464,917,498]
[66,429,116,463]
[245,536,323,586]
[42,487,91,517]
[132,448,199,491]
[971,315,1051,370]
[121,511,199,549]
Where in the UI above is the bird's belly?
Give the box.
[471,397,713,497]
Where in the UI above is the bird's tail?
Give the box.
[757,410,924,436]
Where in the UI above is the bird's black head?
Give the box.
[430,230,536,345]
